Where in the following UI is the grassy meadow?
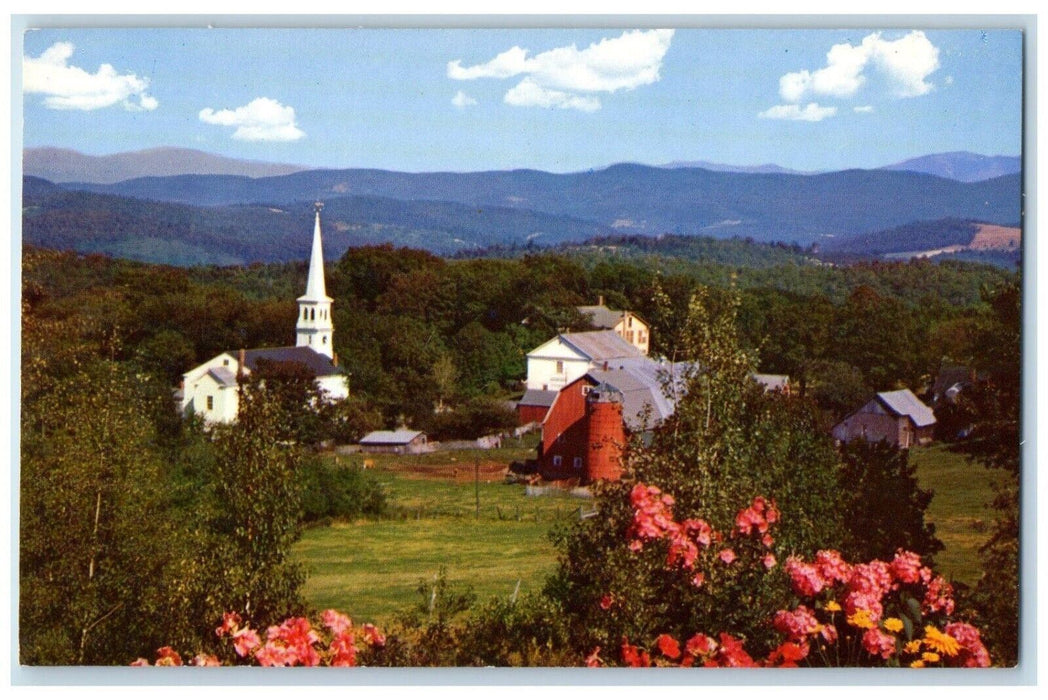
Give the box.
[910,443,1005,586]
[293,441,1001,626]
[293,441,586,626]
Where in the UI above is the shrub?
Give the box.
[298,456,388,524]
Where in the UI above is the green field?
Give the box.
[294,442,1001,625]
[292,445,585,626]
[910,443,1005,586]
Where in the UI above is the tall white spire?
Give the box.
[296,202,335,358]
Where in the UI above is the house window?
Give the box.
[206,396,214,411]
[573,457,583,469]
[555,360,564,374]
[552,455,563,467]
[223,359,229,366]
[581,385,592,396]
[628,317,633,328]
[626,331,635,343]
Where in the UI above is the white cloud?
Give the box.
[199,97,305,142]
[777,31,939,103]
[504,78,601,112]
[448,29,673,111]
[758,103,838,122]
[853,105,874,113]
[23,41,158,111]
[451,90,478,108]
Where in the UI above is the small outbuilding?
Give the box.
[359,429,429,455]
[831,389,936,448]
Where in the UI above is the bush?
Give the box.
[422,397,518,441]
[299,456,387,524]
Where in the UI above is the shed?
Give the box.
[831,389,936,448]
[359,429,429,455]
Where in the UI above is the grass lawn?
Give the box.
[910,443,1006,587]
[293,444,585,626]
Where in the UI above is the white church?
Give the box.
[178,203,350,423]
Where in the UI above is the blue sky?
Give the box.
[19,25,1024,173]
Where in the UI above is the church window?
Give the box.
[206,396,214,411]
[303,307,308,320]
[311,308,316,321]
[322,335,328,345]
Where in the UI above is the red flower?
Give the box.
[600,594,614,610]
[944,622,991,667]
[685,633,716,658]
[655,634,681,660]
[714,633,757,667]
[190,653,221,667]
[154,646,183,667]
[215,611,241,638]
[861,628,896,660]
[766,641,808,667]
[889,549,924,585]
[362,623,386,647]
[585,646,603,667]
[328,630,357,667]
[690,572,705,588]
[620,638,651,667]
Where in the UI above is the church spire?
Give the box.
[296,202,335,358]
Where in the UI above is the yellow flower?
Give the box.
[922,626,961,657]
[910,660,925,668]
[883,617,904,633]
[903,640,922,654]
[846,609,876,630]
[922,651,941,663]
[825,600,842,612]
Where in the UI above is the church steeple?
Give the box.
[296,202,335,358]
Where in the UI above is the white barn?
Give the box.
[179,204,349,423]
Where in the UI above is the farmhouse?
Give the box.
[359,429,429,455]
[178,204,349,423]
[524,330,644,391]
[831,389,936,448]
[576,296,650,355]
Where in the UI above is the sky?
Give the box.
[18,24,1025,174]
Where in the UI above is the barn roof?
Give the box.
[360,429,425,445]
[518,389,559,408]
[585,358,693,431]
[876,389,937,427]
[560,330,642,361]
[229,346,343,377]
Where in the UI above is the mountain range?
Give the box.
[20,148,1023,267]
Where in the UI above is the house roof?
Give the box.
[207,367,238,387]
[360,429,425,445]
[560,330,643,362]
[876,389,937,427]
[229,346,343,377]
[518,389,559,408]
[577,304,625,330]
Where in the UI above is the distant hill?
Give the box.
[880,151,1021,183]
[818,217,1021,268]
[22,176,618,265]
[55,164,1021,247]
[23,146,309,184]
[660,160,816,175]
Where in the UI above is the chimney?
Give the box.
[603,361,609,371]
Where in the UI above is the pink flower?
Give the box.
[943,622,991,667]
[232,627,261,658]
[923,576,956,616]
[773,606,820,642]
[130,658,150,667]
[255,640,291,667]
[785,556,825,597]
[861,628,897,660]
[600,594,614,610]
[763,553,777,569]
[820,624,839,645]
[191,653,221,667]
[691,572,705,588]
[682,518,713,548]
[584,646,602,667]
[719,548,736,564]
[321,609,353,635]
[761,533,774,548]
[814,550,852,585]
[889,550,924,584]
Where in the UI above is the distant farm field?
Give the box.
[910,443,1005,586]
[292,444,585,626]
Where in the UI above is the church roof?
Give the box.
[232,346,343,377]
[298,207,333,303]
